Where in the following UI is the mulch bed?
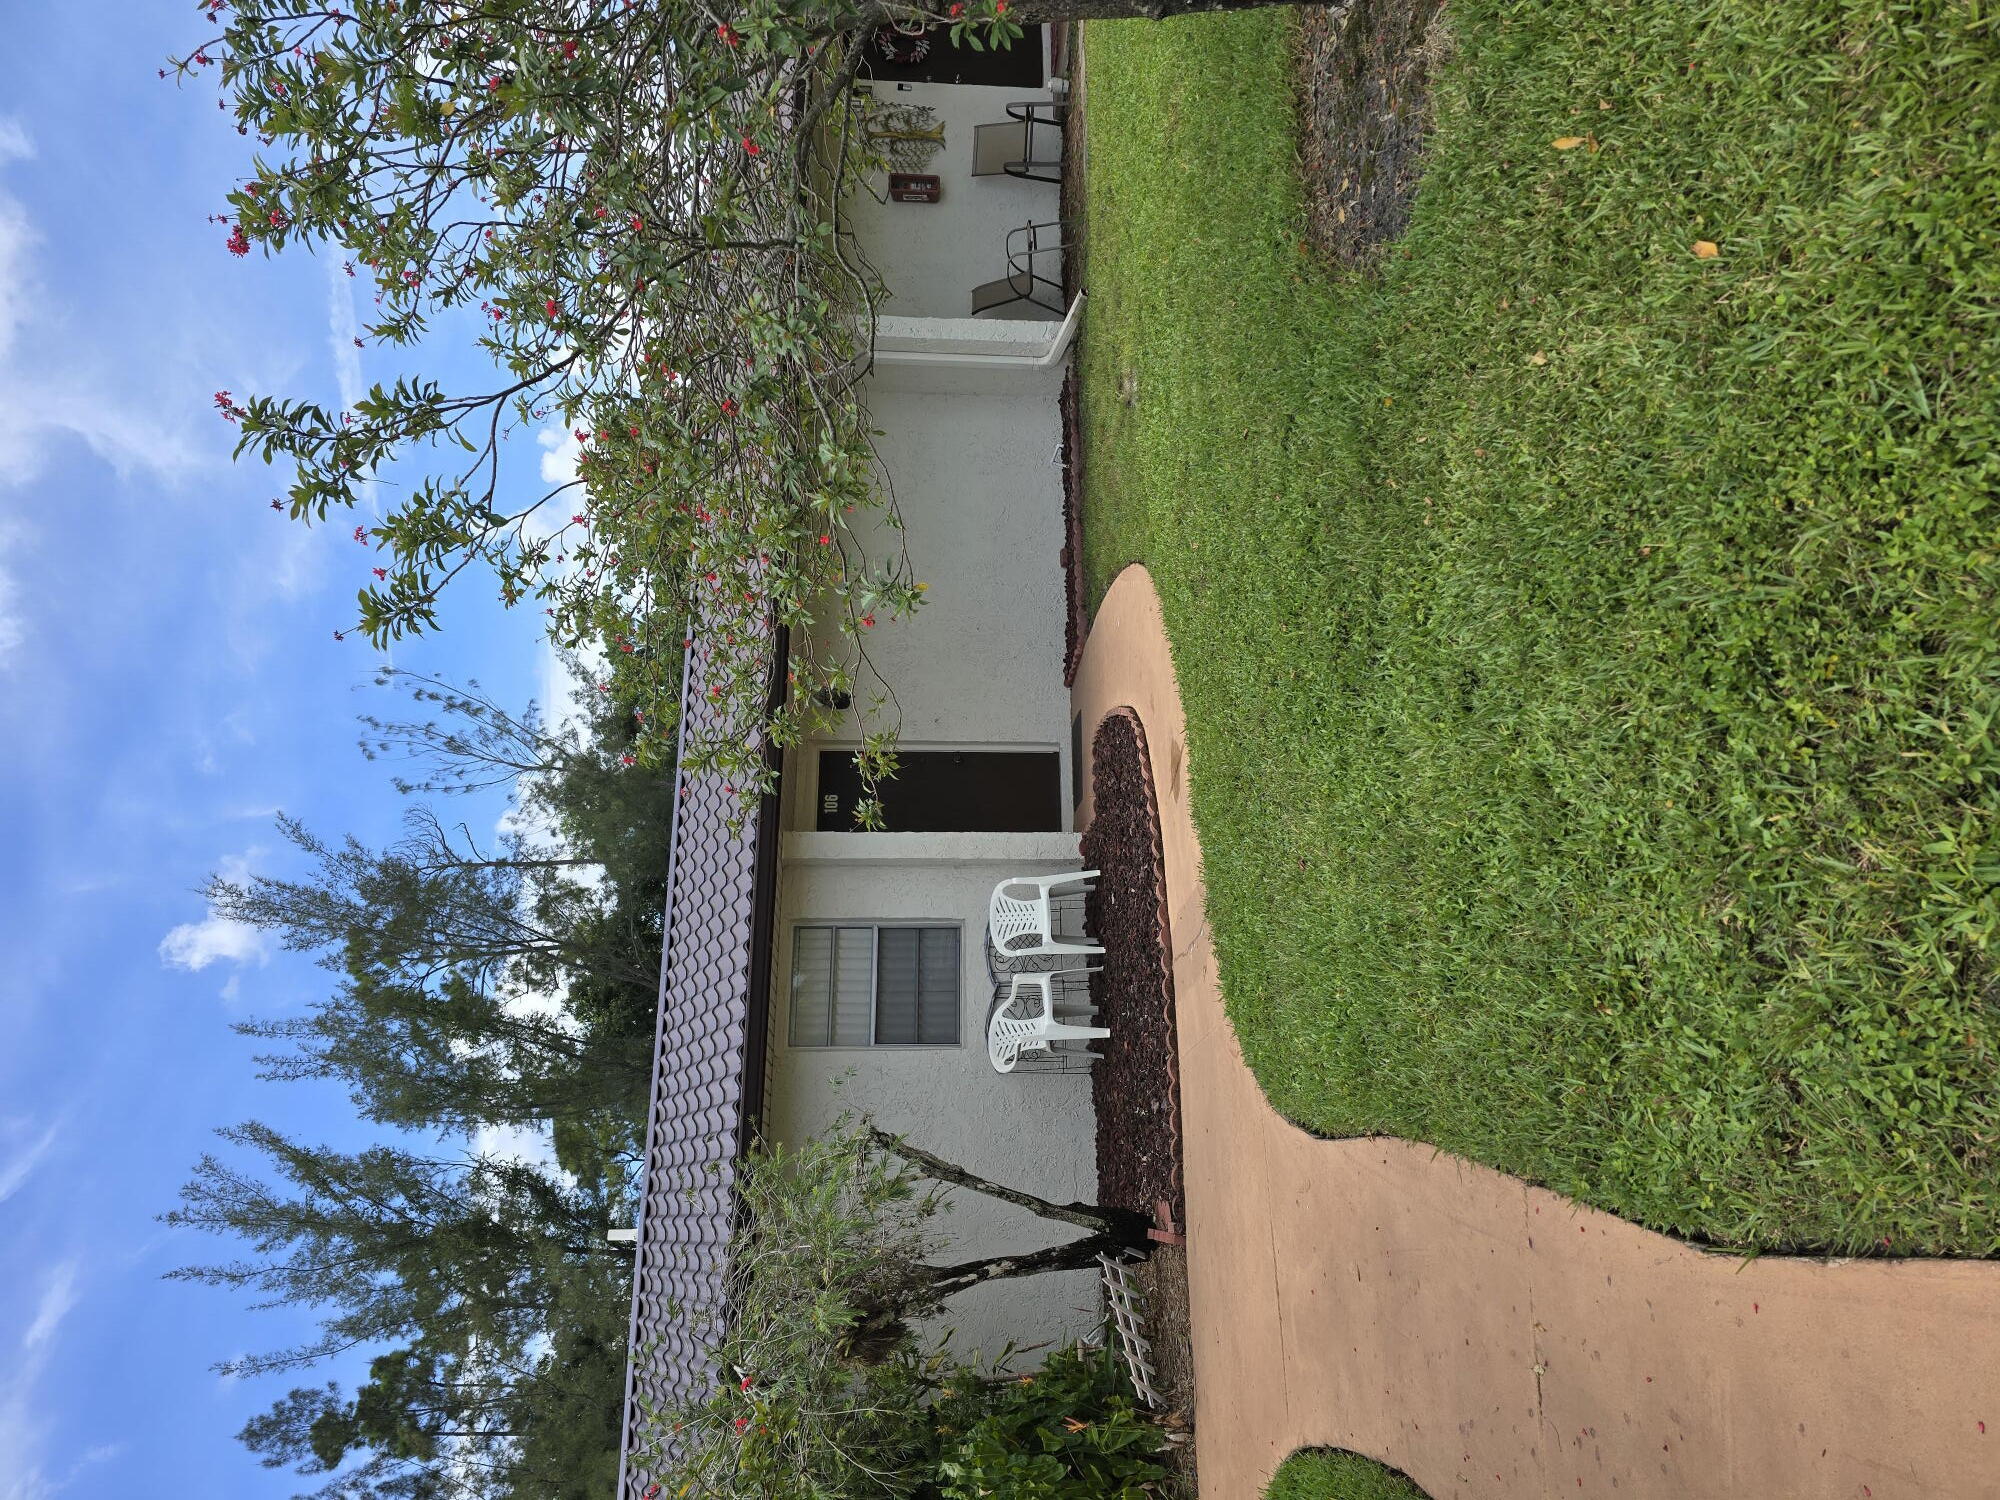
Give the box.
[1297,0,1450,266]
[1060,368,1087,685]
[1083,709,1185,1229]
[1058,24,1089,685]
[1082,707,1195,1488]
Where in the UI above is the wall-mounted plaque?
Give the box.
[888,173,942,204]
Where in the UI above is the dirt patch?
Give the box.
[1133,1244,1198,1492]
[1297,0,1451,265]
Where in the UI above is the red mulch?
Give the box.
[1060,368,1088,686]
[1082,709,1184,1229]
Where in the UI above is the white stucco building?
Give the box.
[768,26,1096,1364]
[616,26,1101,1498]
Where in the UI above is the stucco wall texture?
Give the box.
[763,835,1103,1364]
[849,77,1063,323]
[761,361,1097,1363]
[786,374,1075,823]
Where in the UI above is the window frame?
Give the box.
[785,920,963,1049]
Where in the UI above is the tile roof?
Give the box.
[614,628,783,1500]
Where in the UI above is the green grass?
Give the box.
[1264,1449,1431,1500]
[1077,0,2000,1255]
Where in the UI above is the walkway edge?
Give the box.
[1071,562,2000,1500]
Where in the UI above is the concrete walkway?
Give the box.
[1071,564,2000,1500]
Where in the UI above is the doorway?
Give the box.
[815,748,1063,832]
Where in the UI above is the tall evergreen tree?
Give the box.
[166,1123,628,1377]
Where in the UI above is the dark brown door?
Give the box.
[861,25,1047,88]
[816,749,1062,832]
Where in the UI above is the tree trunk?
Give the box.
[868,1126,1152,1245]
[921,1229,1140,1302]
[1008,0,1349,22]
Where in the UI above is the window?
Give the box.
[788,924,960,1047]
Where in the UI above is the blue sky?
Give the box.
[0,7,563,1496]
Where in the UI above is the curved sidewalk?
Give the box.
[1071,564,2000,1499]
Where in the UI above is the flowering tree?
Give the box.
[628,1120,1156,1500]
[176,0,1316,803]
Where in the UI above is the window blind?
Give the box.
[788,924,959,1046]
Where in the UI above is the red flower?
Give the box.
[269,499,282,510]
[372,567,387,580]
[561,39,578,58]
[733,1416,748,1433]
[996,1,1008,11]
[817,533,830,545]
[620,753,636,767]
[545,298,559,317]
[949,2,963,14]
[739,1376,753,1391]
[226,224,250,256]
[353,525,368,542]
[572,513,588,525]
[716,23,741,45]
[741,136,760,156]
[721,398,737,416]
[630,215,644,232]
[628,425,640,438]
[861,614,875,628]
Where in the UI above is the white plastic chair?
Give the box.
[988,970,1109,1073]
[987,870,1103,960]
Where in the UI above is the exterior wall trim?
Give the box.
[872,295,1085,369]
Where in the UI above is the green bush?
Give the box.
[933,1343,1169,1499]
[1265,1448,1431,1500]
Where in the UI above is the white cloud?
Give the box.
[537,422,582,489]
[20,1263,78,1353]
[158,913,268,973]
[0,1121,58,1206]
[0,1375,50,1500]
[472,1119,560,1174]
[325,255,365,411]
[0,119,200,490]
[0,563,22,656]
[157,853,270,976]
[0,1257,81,1500]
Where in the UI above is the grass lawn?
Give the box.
[1264,1449,1431,1500]
[1076,0,2000,1255]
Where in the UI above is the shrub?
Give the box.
[933,1343,1169,1499]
